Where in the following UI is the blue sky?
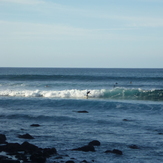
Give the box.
[0,0,163,68]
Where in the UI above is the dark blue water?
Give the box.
[0,68,163,163]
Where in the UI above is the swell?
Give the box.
[0,88,163,101]
[0,114,78,122]
[0,74,163,82]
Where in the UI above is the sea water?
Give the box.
[0,68,163,163]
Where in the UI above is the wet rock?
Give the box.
[0,140,57,163]
[21,141,40,153]
[112,149,123,155]
[105,149,123,155]
[42,147,57,157]
[15,153,28,162]
[81,160,88,163]
[0,156,20,163]
[158,133,163,135]
[88,140,101,146]
[18,133,34,139]
[30,153,46,163]
[72,145,95,152]
[77,110,88,113]
[0,159,20,163]
[0,156,8,161]
[123,119,128,121]
[0,143,22,153]
[30,124,40,127]
[128,144,139,149]
[66,161,75,163]
[0,134,7,144]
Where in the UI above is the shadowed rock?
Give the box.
[128,144,139,149]
[77,111,89,113]
[88,140,101,146]
[18,133,34,139]
[66,161,75,163]
[0,134,7,144]
[30,124,40,127]
[0,141,57,163]
[0,143,22,153]
[72,145,95,152]
[105,149,123,155]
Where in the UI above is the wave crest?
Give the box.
[0,88,163,101]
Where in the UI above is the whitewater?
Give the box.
[0,68,163,163]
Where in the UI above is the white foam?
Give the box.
[0,89,106,99]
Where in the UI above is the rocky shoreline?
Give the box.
[0,132,125,163]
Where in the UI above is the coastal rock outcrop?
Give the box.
[0,140,57,163]
[0,134,7,144]
[105,149,123,155]
[72,145,95,152]
[18,133,34,139]
[30,124,40,127]
[88,140,101,146]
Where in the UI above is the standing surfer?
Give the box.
[86,91,91,99]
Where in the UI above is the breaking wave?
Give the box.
[0,88,163,101]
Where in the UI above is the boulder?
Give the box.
[80,160,88,163]
[18,133,34,139]
[128,144,139,149]
[88,140,101,146]
[30,153,46,163]
[0,134,7,144]
[77,111,88,113]
[66,161,75,163]
[0,159,20,163]
[72,145,95,152]
[30,124,40,127]
[42,147,57,157]
[105,149,123,155]
[0,143,22,153]
[21,141,39,153]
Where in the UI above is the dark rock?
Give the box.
[72,145,95,152]
[42,147,57,157]
[81,160,88,163]
[128,144,139,149]
[21,141,39,153]
[18,133,34,139]
[105,150,112,153]
[123,119,128,121]
[88,140,101,146]
[112,149,123,155]
[30,153,46,163]
[30,124,40,127]
[0,155,20,163]
[105,149,123,155]
[0,139,57,163]
[66,161,75,163]
[0,159,20,163]
[0,156,8,161]
[0,143,22,153]
[0,134,7,144]
[15,153,28,162]
[77,110,88,113]
[158,133,163,135]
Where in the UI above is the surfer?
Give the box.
[113,82,118,88]
[86,91,91,99]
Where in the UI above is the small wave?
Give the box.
[0,88,163,101]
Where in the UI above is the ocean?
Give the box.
[0,68,163,163]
